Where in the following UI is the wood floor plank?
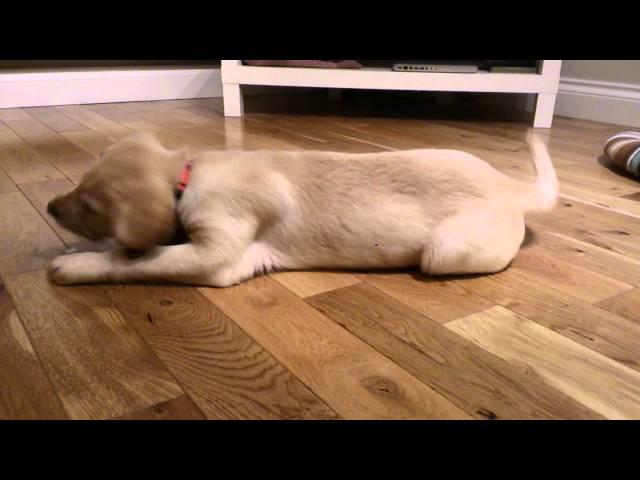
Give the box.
[507,245,633,304]
[120,120,207,149]
[521,301,640,372]
[114,101,161,113]
[447,306,640,419]
[103,285,339,420]
[55,106,132,140]
[114,395,205,420]
[443,272,577,321]
[151,99,206,110]
[0,167,17,193]
[558,184,640,219]
[247,116,329,144]
[554,163,640,197]
[527,199,640,260]
[271,271,361,298]
[133,109,196,127]
[0,286,68,419]
[4,118,96,178]
[198,276,472,419]
[596,289,640,324]
[530,231,640,287]
[61,129,112,158]
[247,116,395,153]
[358,272,494,323]
[4,270,184,420]
[307,283,601,419]
[169,109,227,128]
[24,107,89,133]
[0,192,65,277]
[0,123,65,183]
[0,108,32,121]
[172,125,231,149]
[86,104,142,124]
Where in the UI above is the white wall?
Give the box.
[556,60,640,127]
[561,60,640,84]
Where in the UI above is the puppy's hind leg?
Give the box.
[421,208,525,276]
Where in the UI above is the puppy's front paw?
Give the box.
[47,252,109,285]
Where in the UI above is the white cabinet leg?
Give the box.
[223,83,244,117]
[533,93,557,128]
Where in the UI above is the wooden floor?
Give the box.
[1,92,640,420]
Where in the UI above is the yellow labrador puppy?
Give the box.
[47,130,557,286]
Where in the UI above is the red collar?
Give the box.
[175,159,195,200]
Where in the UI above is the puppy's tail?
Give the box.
[519,132,558,213]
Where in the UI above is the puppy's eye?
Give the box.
[82,200,97,213]
[79,193,103,214]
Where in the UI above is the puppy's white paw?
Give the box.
[47,252,110,285]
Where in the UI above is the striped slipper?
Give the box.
[604,131,640,178]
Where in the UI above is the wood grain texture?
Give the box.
[25,107,89,133]
[103,285,339,420]
[271,271,361,298]
[4,118,96,178]
[4,270,183,420]
[596,289,640,324]
[528,199,640,260]
[0,167,17,193]
[0,192,65,276]
[0,286,68,419]
[0,109,32,121]
[132,109,196,127]
[114,395,205,420]
[507,246,633,304]
[120,120,205,149]
[441,271,577,321]
[530,231,640,287]
[358,272,494,323]
[447,306,640,419]
[199,276,472,419]
[56,106,132,140]
[61,129,112,159]
[307,283,601,419]
[86,104,144,124]
[558,186,640,219]
[0,123,64,183]
[522,301,640,372]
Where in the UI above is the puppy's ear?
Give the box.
[112,181,177,250]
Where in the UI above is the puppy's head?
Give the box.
[47,131,180,250]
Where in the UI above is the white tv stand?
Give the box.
[221,60,562,128]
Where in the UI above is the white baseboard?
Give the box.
[0,67,223,109]
[555,77,640,127]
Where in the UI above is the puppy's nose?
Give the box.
[47,201,59,218]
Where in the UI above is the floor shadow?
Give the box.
[242,90,533,126]
[597,153,640,183]
[521,225,538,249]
